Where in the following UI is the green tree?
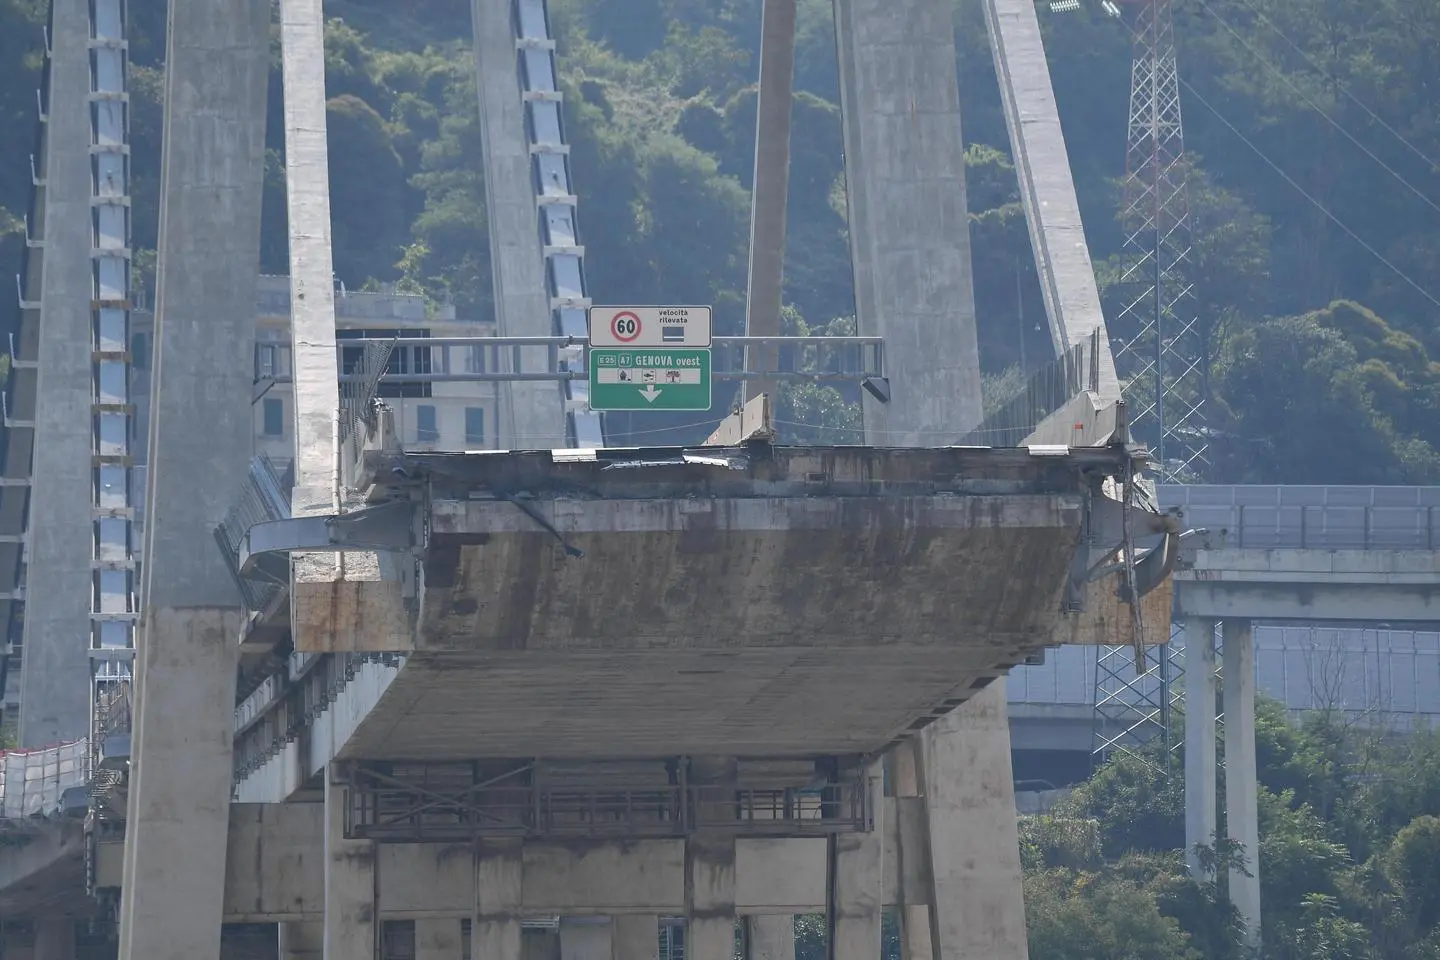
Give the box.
[1212,311,1440,484]
[327,93,416,285]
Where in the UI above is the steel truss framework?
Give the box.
[1093,622,1184,768]
[1111,0,1207,484]
[335,760,873,843]
[1096,0,1204,766]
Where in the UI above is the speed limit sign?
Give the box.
[609,311,641,343]
[588,306,713,348]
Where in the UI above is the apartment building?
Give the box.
[131,275,500,477]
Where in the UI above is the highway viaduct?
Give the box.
[0,0,1293,959]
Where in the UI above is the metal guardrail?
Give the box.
[253,336,887,385]
[958,327,1103,446]
[338,336,397,453]
[214,455,292,613]
[1160,485,1440,551]
[340,764,872,843]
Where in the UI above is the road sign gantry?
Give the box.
[587,306,714,412]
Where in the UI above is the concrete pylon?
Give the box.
[16,0,96,749]
[741,0,799,404]
[116,0,270,958]
[469,0,569,450]
[833,0,1029,956]
[981,0,1119,396]
[834,0,985,446]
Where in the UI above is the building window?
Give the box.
[131,332,150,371]
[262,397,284,436]
[416,404,439,443]
[464,345,486,374]
[465,407,485,447]
[256,342,284,379]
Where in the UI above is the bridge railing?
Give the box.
[957,327,1104,447]
[1160,485,1440,551]
[0,738,89,821]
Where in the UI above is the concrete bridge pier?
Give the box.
[833,0,1029,954]
[115,0,269,957]
[324,775,376,960]
[1222,621,1261,955]
[474,842,524,960]
[416,920,464,960]
[278,922,322,960]
[33,921,76,960]
[612,916,661,960]
[745,916,795,960]
[1183,618,1261,954]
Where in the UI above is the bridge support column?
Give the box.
[469,0,568,449]
[741,0,799,404]
[560,918,612,960]
[686,835,737,960]
[611,916,658,960]
[920,680,1028,960]
[1223,619,1261,955]
[1184,618,1218,880]
[830,761,883,960]
[16,0,96,750]
[115,0,268,956]
[279,922,322,960]
[33,921,76,960]
[745,916,794,960]
[416,920,463,960]
[474,841,524,960]
[325,774,377,960]
[891,741,935,960]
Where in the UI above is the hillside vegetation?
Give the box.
[2,0,1440,462]
[2,2,1440,957]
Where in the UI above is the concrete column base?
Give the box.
[475,842,524,960]
[831,762,884,960]
[1185,618,1218,880]
[745,916,793,960]
[279,921,323,960]
[611,916,657,960]
[417,919,463,960]
[1223,619,1261,955]
[325,773,376,960]
[916,680,1029,960]
[560,918,612,960]
[687,834,737,960]
[33,921,76,960]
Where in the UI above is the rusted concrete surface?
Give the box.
[421,494,1081,650]
[298,444,1136,760]
[1051,570,1173,647]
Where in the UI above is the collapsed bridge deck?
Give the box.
[256,442,1156,765]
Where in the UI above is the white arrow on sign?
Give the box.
[639,385,663,403]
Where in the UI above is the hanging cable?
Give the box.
[1224,0,1440,175]
[1192,0,1440,218]
[1177,75,1440,312]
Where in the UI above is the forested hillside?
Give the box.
[2,4,1440,957]
[3,0,1439,471]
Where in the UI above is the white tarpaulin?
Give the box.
[0,739,89,819]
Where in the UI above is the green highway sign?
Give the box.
[588,348,713,412]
